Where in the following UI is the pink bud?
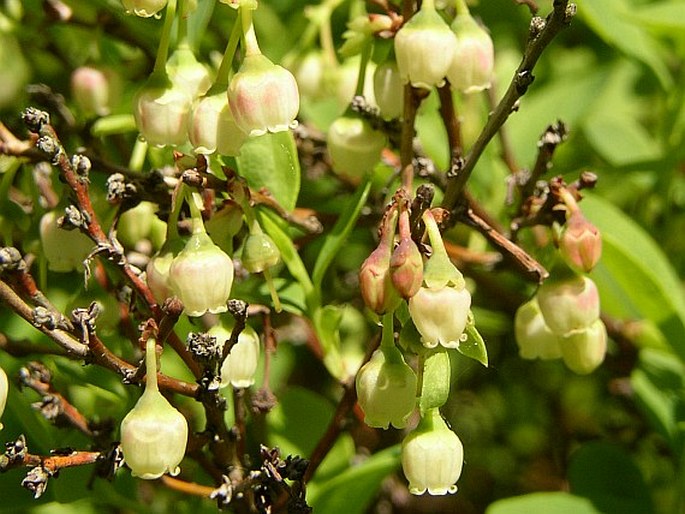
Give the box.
[559,210,602,273]
[390,211,423,299]
[70,66,119,117]
[360,242,401,314]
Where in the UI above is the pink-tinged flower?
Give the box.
[559,209,602,273]
[134,82,192,147]
[228,54,300,137]
[408,209,471,349]
[120,338,188,479]
[189,93,247,156]
[356,345,417,429]
[446,13,494,94]
[394,0,457,89]
[402,408,464,495]
[327,114,386,180]
[537,272,600,336]
[169,231,234,317]
[122,0,167,17]
[514,298,562,360]
[0,366,8,430]
[70,66,119,116]
[560,319,607,374]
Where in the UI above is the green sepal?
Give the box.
[458,311,488,367]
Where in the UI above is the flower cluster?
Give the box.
[357,203,476,496]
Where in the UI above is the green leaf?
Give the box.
[583,111,661,167]
[312,175,372,292]
[579,0,672,88]
[486,492,601,514]
[628,2,685,32]
[312,305,346,380]
[631,348,685,452]
[308,445,401,514]
[258,210,314,303]
[419,347,451,413]
[568,442,654,514]
[582,194,685,362]
[458,317,489,367]
[266,386,355,482]
[236,131,301,212]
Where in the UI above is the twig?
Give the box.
[161,476,215,497]
[442,0,576,211]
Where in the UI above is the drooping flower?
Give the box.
[39,211,93,273]
[356,343,417,429]
[514,298,562,360]
[134,80,192,147]
[394,0,457,89]
[0,366,8,430]
[558,209,602,273]
[408,210,471,349]
[401,408,464,495]
[327,113,386,180]
[373,60,404,120]
[209,325,261,389]
[536,269,600,336]
[188,92,247,156]
[120,337,188,479]
[446,6,494,94]
[560,319,607,375]
[122,0,167,17]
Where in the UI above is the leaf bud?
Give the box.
[401,408,464,495]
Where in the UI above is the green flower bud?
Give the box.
[39,211,93,273]
[189,93,247,156]
[373,60,404,120]
[560,319,607,375]
[118,202,157,249]
[0,366,8,430]
[241,230,280,274]
[120,338,188,479]
[401,409,464,495]
[70,66,120,117]
[167,44,212,99]
[228,54,300,136]
[514,298,562,360]
[394,1,457,89]
[327,114,386,180]
[209,325,261,389]
[537,272,600,335]
[169,231,234,317]
[356,345,417,429]
[122,0,167,17]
